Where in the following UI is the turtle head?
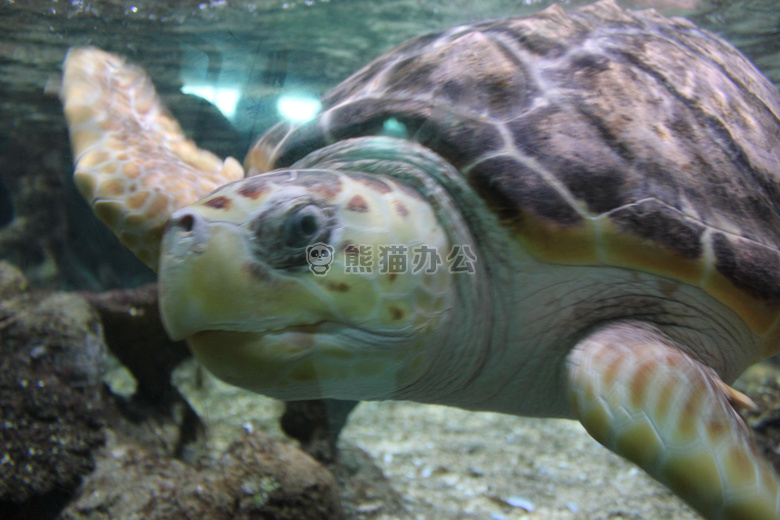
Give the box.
[61,47,479,402]
[159,149,458,400]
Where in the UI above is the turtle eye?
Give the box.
[284,205,326,249]
[249,198,335,269]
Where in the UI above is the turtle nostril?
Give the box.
[169,210,207,236]
[178,214,195,233]
[164,210,210,259]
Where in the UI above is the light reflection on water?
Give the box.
[3,1,778,133]
[0,0,777,288]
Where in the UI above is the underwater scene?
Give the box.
[2,0,780,518]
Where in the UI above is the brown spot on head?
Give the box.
[394,201,409,218]
[389,306,404,320]
[347,195,370,212]
[355,175,392,194]
[203,196,231,210]
[296,171,343,200]
[326,281,350,293]
[238,177,269,200]
[388,272,397,282]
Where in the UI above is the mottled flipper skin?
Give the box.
[61,48,244,269]
[568,323,780,520]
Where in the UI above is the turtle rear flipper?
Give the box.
[566,322,780,519]
[61,47,244,270]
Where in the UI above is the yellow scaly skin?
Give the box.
[61,46,780,520]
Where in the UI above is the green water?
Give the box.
[0,3,779,520]
[0,0,776,289]
[0,0,777,287]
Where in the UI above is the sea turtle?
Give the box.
[60,0,780,518]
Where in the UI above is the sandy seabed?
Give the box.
[173,360,698,520]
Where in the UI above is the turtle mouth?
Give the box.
[185,321,419,400]
[204,319,413,340]
[178,320,343,345]
[256,320,342,336]
[184,320,415,371]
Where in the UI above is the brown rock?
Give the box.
[61,431,344,520]
[0,262,106,517]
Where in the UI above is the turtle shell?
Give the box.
[247,0,780,345]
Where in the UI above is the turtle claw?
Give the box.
[714,378,758,411]
[61,47,244,270]
[567,322,780,520]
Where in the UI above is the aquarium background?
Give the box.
[0,1,779,519]
[1,0,778,291]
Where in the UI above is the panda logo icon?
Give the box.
[306,243,334,276]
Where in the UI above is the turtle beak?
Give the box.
[158,210,252,341]
[158,204,342,342]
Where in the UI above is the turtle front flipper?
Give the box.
[566,322,780,520]
[61,47,244,270]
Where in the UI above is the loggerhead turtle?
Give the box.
[61,0,780,518]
